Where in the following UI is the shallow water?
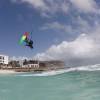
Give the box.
[0,65,100,100]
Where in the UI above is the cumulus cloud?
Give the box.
[34,33,100,66]
[37,15,100,66]
[70,0,99,13]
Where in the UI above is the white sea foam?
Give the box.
[19,64,100,77]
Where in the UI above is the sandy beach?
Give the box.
[0,70,16,74]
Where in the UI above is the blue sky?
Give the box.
[0,0,55,57]
[0,0,100,66]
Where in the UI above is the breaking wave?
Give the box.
[18,64,100,77]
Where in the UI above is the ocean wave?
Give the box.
[18,64,100,77]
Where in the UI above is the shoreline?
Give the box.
[0,70,16,74]
[0,68,65,74]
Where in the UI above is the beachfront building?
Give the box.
[0,55,9,65]
[22,60,39,69]
[22,60,65,71]
[23,63,39,69]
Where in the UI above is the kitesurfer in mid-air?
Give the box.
[25,37,33,49]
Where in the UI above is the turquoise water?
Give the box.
[0,70,100,100]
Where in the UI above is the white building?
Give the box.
[0,55,9,64]
[22,63,39,69]
[22,60,39,69]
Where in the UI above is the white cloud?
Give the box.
[10,56,29,61]
[11,0,100,16]
[35,20,100,66]
[70,0,99,13]
[58,0,69,13]
[41,21,74,34]
[22,0,48,11]
[72,16,92,33]
[34,33,100,60]
[11,0,69,16]
[41,17,91,34]
[41,14,100,34]
[41,22,66,30]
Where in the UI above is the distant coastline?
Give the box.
[0,54,65,74]
[0,60,65,74]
